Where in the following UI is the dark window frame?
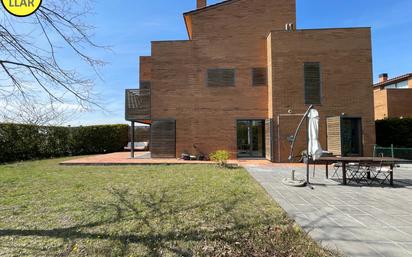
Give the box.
[236,119,266,158]
[304,62,322,105]
[252,67,267,86]
[206,68,236,87]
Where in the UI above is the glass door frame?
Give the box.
[236,119,266,159]
[340,117,363,156]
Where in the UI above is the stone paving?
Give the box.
[244,163,412,257]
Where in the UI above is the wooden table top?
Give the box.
[315,156,412,164]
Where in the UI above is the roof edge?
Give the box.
[373,73,412,87]
[183,0,241,16]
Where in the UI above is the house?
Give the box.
[374,73,412,120]
[126,0,376,162]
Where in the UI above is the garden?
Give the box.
[0,158,338,256]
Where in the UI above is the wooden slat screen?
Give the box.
[207,68,235,87]
[327,116,342,156]
[304,62,321,104]
[253,68,267,86]
[150,120,176,158]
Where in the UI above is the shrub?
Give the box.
[209,150,230,167]
[0,123,129,164]
[376,118,412,148]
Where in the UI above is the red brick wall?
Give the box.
[268,28,375,161]
[150,0,296,158]
[139,56,152,82]
[374,89,388,120]
[387,89,412,118]
[144,1,375,162]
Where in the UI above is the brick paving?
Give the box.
[244,163,412,257]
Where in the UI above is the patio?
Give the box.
[244,163,412,257]
[60,151,242,166]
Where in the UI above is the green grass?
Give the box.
[0,158,338,257]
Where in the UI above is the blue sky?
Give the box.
[73,0,412,125]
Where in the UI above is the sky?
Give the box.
[71,0,412,126]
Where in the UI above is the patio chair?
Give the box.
[331,162,342,179]
[346,162,369,185]
[124,142,149,151]
[369,162,393,185]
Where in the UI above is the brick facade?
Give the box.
[268,29,375,161]
[139,0,376,161]
[373,76,412,120]
[374,88,412,120]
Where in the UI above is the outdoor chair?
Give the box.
[346,162,370,185]
[124,142,149,151]
[369,162,393,185]
[331,162,342,179]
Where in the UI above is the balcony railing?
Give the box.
[125,88,151,121]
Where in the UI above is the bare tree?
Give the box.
[0,0,106,123]
[1,97,79,126]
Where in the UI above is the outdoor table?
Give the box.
[311,157,412,186]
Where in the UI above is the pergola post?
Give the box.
[131,121,135,158]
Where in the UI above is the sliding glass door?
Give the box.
[237,120,265,158]
[341,118,362,156]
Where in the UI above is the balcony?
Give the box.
[125,88,151,122]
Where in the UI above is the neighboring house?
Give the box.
[126,0,375,162]
[374,73,412,120]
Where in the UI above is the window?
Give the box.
[385,80,408,89]
[207,68,235,87]
[304,62,322,104]
[252,68,267,86]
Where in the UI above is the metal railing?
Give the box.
[373,144,412,160]
[125,89,151,121]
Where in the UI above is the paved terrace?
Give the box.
[60,152,242,166]
[244,163,412,257]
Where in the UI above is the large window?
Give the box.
[304,62,322,104]
[207,68,236,87]
[252,68,267,86]
[237,120,265,158]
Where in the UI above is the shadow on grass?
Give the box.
[0,186,269,256]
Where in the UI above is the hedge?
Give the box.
[0,124,129,163]
[376,118,412,148]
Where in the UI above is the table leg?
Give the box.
[390,164,394,186]
[326,163,329,179]
[306,161,310,184]
[342,162,347,185]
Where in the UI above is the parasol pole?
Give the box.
[288,105,314,162]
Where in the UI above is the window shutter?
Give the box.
[304,62,321,104]
[207,69,235,87]
[252,68,267,86]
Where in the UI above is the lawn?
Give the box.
[0,158,338,257]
